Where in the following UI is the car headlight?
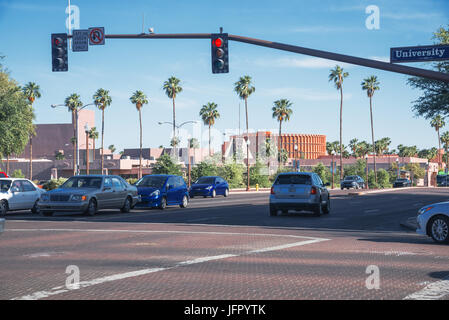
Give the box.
[150,190,160,198]
[418,206,433,215]
[71,195,87,202]
[40,194,50,202]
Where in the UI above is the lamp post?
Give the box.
[51,103,94,175]
[365,154,369,189]
[294,144,298,172]
[158,120,198,163]
[396,157,400,179]
[85,123,90,175]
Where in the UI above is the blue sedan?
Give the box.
[189,176,229,198]
[135,175,189,209]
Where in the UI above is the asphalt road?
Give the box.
[1,187,449,300]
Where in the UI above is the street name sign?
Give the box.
[390,44,449,63]
[72,29,89,52]
[88,27,105,45]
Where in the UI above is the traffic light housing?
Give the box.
[51,33,68,72]
[211,33,229,74]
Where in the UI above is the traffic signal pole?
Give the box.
[67,32,449,82]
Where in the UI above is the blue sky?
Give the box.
[0,0,448,154]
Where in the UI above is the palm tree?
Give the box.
[329,65,349,182]
[22,82,41,180]
[349,138,359,157]
[264,138,276,174]
[271,99,293,167]
[234,75,256,191]
[130,90,149,179]
[326,141,340,189]
[199,102,220,156]
[163,76,183,159]
[441,132,449,171]
[431,115,445,170]
[108,145,116,153]
[88,127,99,160]
[64,93,83,175]
[93,88,112,174]
[361,75,380,185]
[375,137,391,156]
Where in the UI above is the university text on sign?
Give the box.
[390,44,449,63]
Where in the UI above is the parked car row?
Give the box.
[0,174,231,216]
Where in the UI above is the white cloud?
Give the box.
[258,57,351,69]
[261,87,352,102]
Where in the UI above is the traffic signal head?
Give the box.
[211,33,228,74]
[51,33,68,72]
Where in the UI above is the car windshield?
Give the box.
[276,174,312,185]
[195,177,216,184]
[61,177,103,189]
[0,180,12,192]
[396,179,408,182]
[344,176,356,181]
[135,176,166,188]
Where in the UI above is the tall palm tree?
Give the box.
[163,76,183,159]
[361,75,380,185]
[329,65,349,182]
[265,138,276,174]
[271,99,293,167]
[234,75,256,191]
[440,131,449,171]
[22,82,41,180]
[93,88,112,174]
[349,138,359,157]
[130,90,149,179]
[199,102,220,156]
[431,115,445,170]
[88,127,99,161]
[64,93,83,175]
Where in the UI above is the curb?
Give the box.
[400,217,418,231]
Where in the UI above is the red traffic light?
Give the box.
[213,38,223,47]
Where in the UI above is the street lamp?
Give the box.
[158,120,198,162]
[294,144,298,172]
[396,157,400,179]
[85,123,90,175]
[52,103,94,175]
[365,154,369,189]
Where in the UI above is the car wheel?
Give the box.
[121,197,132,213]
[224,188,229,197]
[159,197,167,210]
[429,215,449,244]
[31,200,40,214]
[314,199,323,217]
[85,199,97,216]
[40,211,53,217]
[323,197,330,214]
[180,195,188,208]
[0,200,7,216]
[211,190,216,198]
[269,205,278,216]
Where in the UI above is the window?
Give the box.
[136,176,166,189]
[104,177,112,188]
[112,178,123,190]
[315,175,323,186]
[195,177,215,184]
[0,180,12,192]
[166,177,176,189]
[21,180,36,192]
[10,180,23,192]
[276,174,312,185]
[176,177,186,188]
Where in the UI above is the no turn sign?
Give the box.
[88,27,105,45]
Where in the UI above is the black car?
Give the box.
[340,175,365,190]
[393,178,412,188]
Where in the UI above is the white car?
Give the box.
[417,202,449,244]
[0,178,46,215]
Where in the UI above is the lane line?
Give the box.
[403,275,449,300]
[10,233,329,300]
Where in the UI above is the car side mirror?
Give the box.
[103,187,111,191]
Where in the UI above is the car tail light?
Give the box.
[270,187,275,194]
[310,186,317,195]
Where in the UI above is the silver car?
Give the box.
[38,175,140,216]
[416,202,449,244]
[269,172,330,216]
[0,178,46,215]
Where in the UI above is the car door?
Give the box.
[166,177,178,204]
[177,177,188,201]
[315,174,329,201]
[8,181,27,210]
[20,180,39,208]
[98,177,115,209]
[215,178,224,195]
[112,177,127,207]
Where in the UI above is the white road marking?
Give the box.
[364,209,380,213]
[404,276,449,300]
[9,228,329,300]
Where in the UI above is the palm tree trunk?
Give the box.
[172,96,176,160]
[139,108,143,179]
[101,109,105,174]
[370,96,377,185]
[72,110,76,176]
[331,154,334,189]
[29,136,33,180]
[339,85,343,181]
[93,139,96,161]
[245,97,249,191]
[208,123,211,156]
[6,154,10,176]
[278,120,283,168]
[438,129,441,169]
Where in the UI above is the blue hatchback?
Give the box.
[135,175,189,209]
[189,176,229,198]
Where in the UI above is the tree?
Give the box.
[440,131,449,170]
[329,65,349,181]
[326,141,340,188]
[313,162,331,185]
[152,154,182,175]
[130,90,149,179]
[272,99,293,167]
[375,137,391,156]
[93,88,112,174]
[0,70,34,175]
[199,102,220,156]
[234,75,256,191]
[362,75,380,185]
[108,144,116,153]
[430,115,445,169]
[418,147,438,162]
[397,144,418,157]
[163,76,183,159]
[263,137,276,173]
[408,26,449,119]
[348,138,359,157]
[22,82,41,180]
[64,93,83,175]
[191,162,217,182]
[88,127,99,160]
[55,151,65,160]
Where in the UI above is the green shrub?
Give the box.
[191,162,218,182]
[126,178,138,185]
[11,169,25,178]
[42,178,68,190]
[152,154,182,176]
[217,163,245,188]
[249,161,271,188]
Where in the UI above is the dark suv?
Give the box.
[340,175,365,190]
